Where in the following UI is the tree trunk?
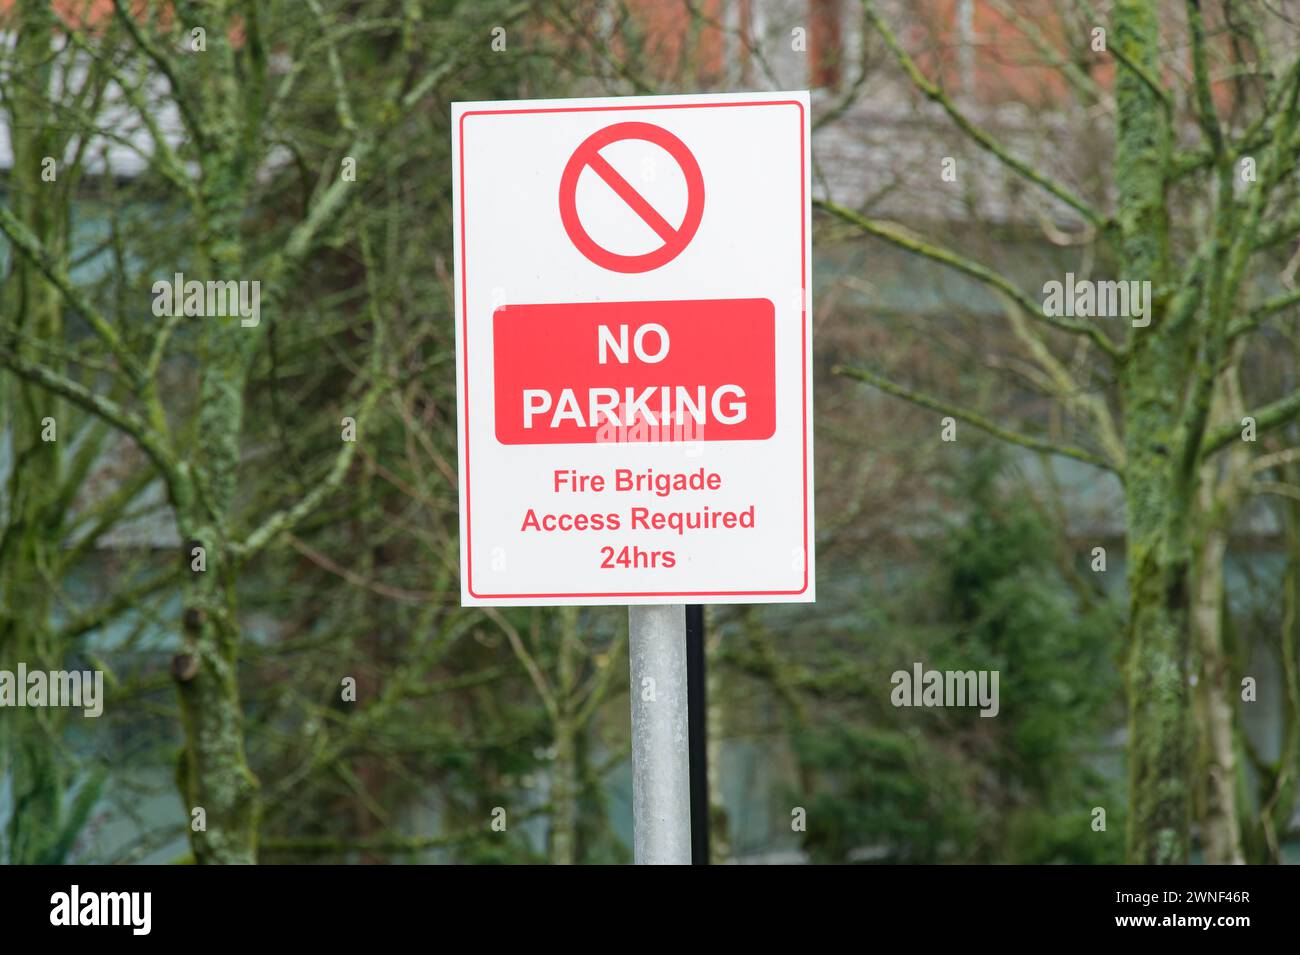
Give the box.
[172,174,260,864]
[549,607,580,864]
[706,618,729,863]
[1113,0,1191,864]
[1247,485,1300,862]
[550,715,578,864]
[1190,369,1250,864]
[1191,523,1244,863]
[1122,493,1192,864]
[0,1,69,864]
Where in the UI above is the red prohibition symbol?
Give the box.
[558,121,705,273]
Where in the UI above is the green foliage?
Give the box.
[795,726,980,864]
[790,448,1124,863]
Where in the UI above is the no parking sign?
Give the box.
[452,91,814,606]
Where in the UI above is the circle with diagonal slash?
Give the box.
[558,122,705,273]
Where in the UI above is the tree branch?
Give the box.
[1203,388,1300,458]
[1229,285,1300,340]
[1185,0,1225,158]
[0,338,182,498]
[816,198,1122,359]
[834,363,1118,472]
[861,0,1105,228]
[110,0,209,150]
[1180,56,1300,469]
[0,204,145,382]
[232,384,380,560]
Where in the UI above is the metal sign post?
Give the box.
[629,604,691,864]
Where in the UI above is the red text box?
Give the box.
[493,298,775,444]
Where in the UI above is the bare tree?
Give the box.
[821,0,1300,863]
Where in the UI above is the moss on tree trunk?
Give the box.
[1114,0,1192,864]
[171,165,262,865]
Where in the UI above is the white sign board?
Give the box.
[452,91,814,606]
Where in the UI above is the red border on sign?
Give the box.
[458,98,809,600]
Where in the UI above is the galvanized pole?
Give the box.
[628,604,692,864]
